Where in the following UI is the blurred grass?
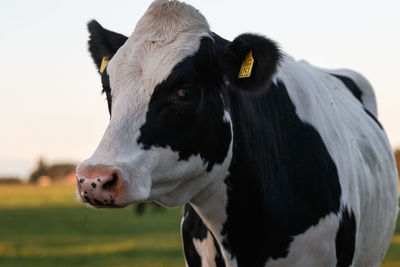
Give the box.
[0,184,184,267]
[0,184,79,209]
[0,184,398,266]
[384,229,400,267]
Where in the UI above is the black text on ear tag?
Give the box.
[238,50,254,78]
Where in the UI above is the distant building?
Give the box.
[37,175,52,187]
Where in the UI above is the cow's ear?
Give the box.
[221,33,281,93]
[87,20,128,73]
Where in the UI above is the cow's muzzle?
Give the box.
[76,164,124,208]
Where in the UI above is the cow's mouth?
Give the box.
[82,197,119,208]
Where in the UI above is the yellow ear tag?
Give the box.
[238,50,254,78]
[99,56,110,74]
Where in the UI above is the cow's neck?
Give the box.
[188,84,279,266]
[190,80,300,266]
[214,82,295,265]
[189,118,237,265]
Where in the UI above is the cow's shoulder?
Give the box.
[181,204,225,267]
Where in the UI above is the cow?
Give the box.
[76,1,399,266]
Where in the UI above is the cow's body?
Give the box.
[77,1,398,266]
[181,52,398,267]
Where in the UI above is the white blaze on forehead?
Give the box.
[93,0,211,158]
[108,0,210,103]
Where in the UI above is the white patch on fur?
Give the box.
[298,60,378,116]
[265,213,339,267]
[223,110,231,123]
[273,55,398,266]
[193,232,218,267]
[149,147,211,206]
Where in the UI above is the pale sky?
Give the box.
[1,0,399,178]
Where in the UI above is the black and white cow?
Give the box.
[76,1,399,266]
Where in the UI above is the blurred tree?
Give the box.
[29,158,47,183]
[29,158,76,184]
[46,163,76,181]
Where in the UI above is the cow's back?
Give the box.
[298,60,378,116]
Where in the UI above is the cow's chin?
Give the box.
[78,195,147,209]
[87,201,137,209]
[86,202,123,209]
[148,170,211,208]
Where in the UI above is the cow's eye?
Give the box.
[172,86,196,102]
[176,89,187,98]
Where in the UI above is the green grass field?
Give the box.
[0,184,398,267]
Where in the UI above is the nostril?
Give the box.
[102,172,118,191]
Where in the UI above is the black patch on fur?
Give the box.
[91,183,96,189]
[87,20,126,116]
[182,204,225,267]
[364,108,383,129]
[331,74,363,103]
[138,38,231,171]
[87,20,128,72]
[101,71,112,115]
[213,235,226,267]
[182,204,206,267]
[335,208,356,267]
[221,33,281,93]
[220,80,342,266]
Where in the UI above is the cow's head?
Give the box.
[76,0,280,208]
